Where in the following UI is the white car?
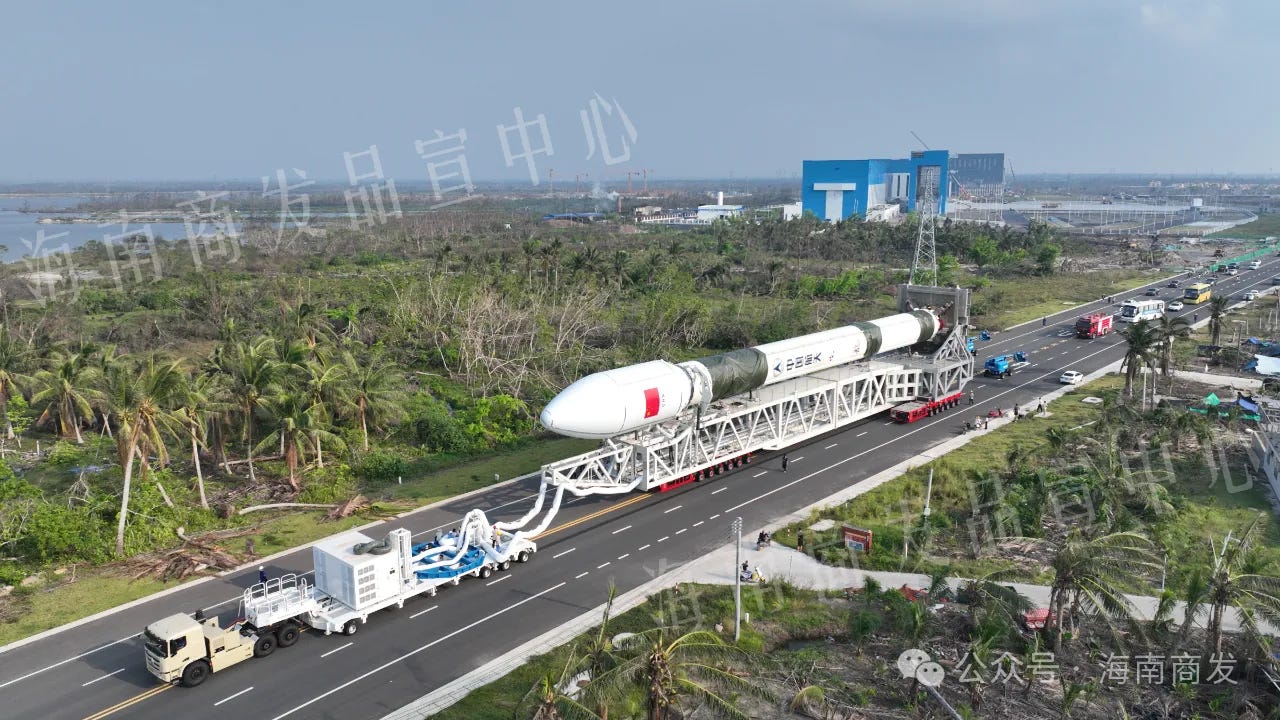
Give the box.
[1059,371,1084,385]
[1245,290,1260,301]
[1167,300,1185,311]
[1228,268,1239,275]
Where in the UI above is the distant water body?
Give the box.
[0,195,237,264]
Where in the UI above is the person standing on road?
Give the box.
[796,532,806,554]
[781,454,789,472]
[968,391,975,405]
[1042,316,1047,327]
[258,566,268,584]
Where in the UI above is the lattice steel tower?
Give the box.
[909,163,941,286]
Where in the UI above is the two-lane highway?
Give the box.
[3,257,1277,720]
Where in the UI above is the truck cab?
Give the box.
[984,351,1029,378]
[144,612,262,687]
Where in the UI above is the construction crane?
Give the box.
[625,170,639,194]
[548,168,555,195]
[575,173,588,194]
[640,168,654,193]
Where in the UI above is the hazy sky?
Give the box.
[1,0,1275,182]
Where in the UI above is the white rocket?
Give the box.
[540,309,944,439]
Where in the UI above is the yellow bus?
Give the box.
[1183,283,1212,304]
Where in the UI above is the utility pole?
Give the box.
[548,168,555,196]
[731,517,743,641]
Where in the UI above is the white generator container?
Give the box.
[312,531,404,611]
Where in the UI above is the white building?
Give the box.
[696,192,744,221]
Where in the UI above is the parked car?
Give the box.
[1059,370,1084,385]
[1167,300,1185,311]
[1245,290,1260,301]
[1145,288,1159,296]
[1272,276,1280,285]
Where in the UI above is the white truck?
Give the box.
[143,526,536,686]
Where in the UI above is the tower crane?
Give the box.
[575,173,588,194]
[641,168,654,193]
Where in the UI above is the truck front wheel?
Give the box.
[180,660,211,687]
[343,620,360,636]
[517,550,531,563]
[277,622,300,648]
[253,634,277,658]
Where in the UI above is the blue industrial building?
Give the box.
[801,150,950,222]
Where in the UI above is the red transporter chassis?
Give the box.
[889,391,965,424]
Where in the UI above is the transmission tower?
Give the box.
[909,163,941,286]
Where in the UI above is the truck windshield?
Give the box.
[143,629,169,657]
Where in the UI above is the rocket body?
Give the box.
[540,310,942,439]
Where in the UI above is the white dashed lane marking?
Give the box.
[82,668,125,687]
[321,643,353,658]
[664,506,682,514]
[552,548,575,559]
[752,471,767,478]
[575,571,589,579]
[611,525,632,534]
[712,488,728,495]
[410,606,438,619]
[675,528,687,535]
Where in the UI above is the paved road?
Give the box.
[2,259,1277,720]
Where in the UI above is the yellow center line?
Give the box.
[532,493,650,541]
[82,683,172,720]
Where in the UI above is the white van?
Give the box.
[1249,260,1263,270]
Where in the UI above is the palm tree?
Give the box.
[0,326,32,439]
[1118,320,1160,398]
[341,350,404,451]
[584,629,772,720]
[611,250,629,289]
[301,358,348,468]
[1203,515,1280,655]
[957,568,1033,627]
[103,357,185,556]
[1044,529,1160,648]
[175,372,232,509]
[1154,314,1192,383]
[30,351,98,443]
[1207,295,1232,347]
[254,392,342,492]
[517,653,603,720]
[211,337,280,482]
[324,303,362,339]
[522,237,541,286]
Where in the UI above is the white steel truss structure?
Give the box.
[542,360,920,492]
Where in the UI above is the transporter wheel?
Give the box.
[517,550,531,563]
[253,634,277,658]
[498,559,511,571]
[479,565,493,579]
[180,659,211,687]
[343,620,360,636]
[276,622,300,648]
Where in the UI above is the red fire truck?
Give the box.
[1074,313,1113,339]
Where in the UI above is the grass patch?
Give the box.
[1209,213,1280,240]
[0,574,171,646]
[972,269,1163,329]
[386,437,598,504]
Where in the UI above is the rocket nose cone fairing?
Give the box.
[539,373,629,439]
[538,360,695,439]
